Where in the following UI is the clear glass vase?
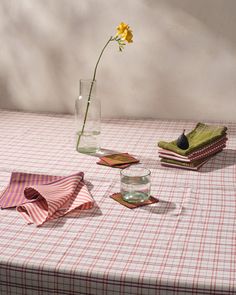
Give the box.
[75,79,101,154]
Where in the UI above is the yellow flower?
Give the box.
[121,28,133,43]
[116,22,129,35]
[116,22,133,43]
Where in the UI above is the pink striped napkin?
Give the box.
[0,172,94,226]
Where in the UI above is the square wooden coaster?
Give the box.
[97,160,131,169]
[97,153,139,167]
[110,193,159,209]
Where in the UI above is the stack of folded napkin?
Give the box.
[158,122,227,170]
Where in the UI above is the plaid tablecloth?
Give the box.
[0,110,235,294]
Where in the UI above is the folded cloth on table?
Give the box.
[160,155,214,171]
[158,135,227,162]
[0,172,94,226]
[158,122,227,156]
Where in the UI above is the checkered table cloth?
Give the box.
[0,110,235,294]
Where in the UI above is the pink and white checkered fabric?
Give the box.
[0,172,94,225]
[0,110,236,294]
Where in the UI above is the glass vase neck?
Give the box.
[79,79,97,97]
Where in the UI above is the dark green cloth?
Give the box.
[158,122,227,156]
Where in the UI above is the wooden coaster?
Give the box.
[110,193,159,209]
[97,153,139,168]
[97,160,131,169]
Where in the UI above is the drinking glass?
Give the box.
[120,166,151,203]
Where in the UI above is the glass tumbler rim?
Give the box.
[120,166,151,178]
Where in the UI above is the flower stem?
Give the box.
[76,36,113,151]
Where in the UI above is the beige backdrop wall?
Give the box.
[0,0,236,122]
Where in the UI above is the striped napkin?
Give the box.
[0,172,94,226]
[160,156,212,171]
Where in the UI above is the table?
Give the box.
[0,109,235,294]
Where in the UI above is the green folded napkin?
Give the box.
[158,122,227,156]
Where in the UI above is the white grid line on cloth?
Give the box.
[0,109,236,294]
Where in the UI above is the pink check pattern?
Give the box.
[0,110,236,294]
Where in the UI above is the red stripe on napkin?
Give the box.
[0,172,60,208]
[0,172,94,226]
